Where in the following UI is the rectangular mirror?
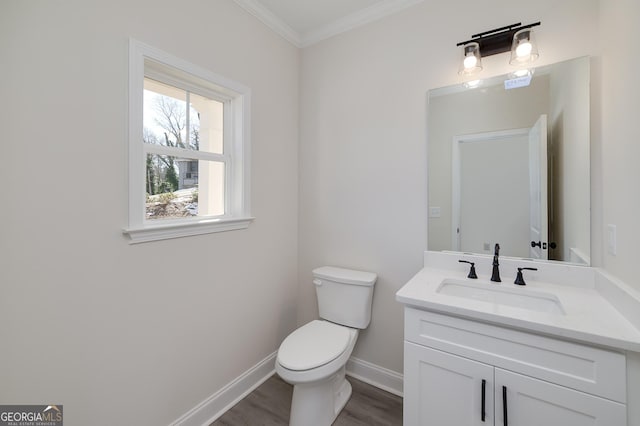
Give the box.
[427,56,590,265]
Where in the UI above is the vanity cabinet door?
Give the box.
[404,342,494,426]
[495,369,626,426]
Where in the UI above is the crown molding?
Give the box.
[233,0,424,48]
[301,0,424,47]
[233,0,302,47]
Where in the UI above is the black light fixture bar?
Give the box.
[456,22,541,57]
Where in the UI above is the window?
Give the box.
[124,40,252,244]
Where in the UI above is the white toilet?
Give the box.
[275,266,377,426]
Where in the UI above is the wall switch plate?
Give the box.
[429,207,441,218]
[607,224,617,256]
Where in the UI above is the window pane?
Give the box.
[145,154,224,220]
[144,79,188,148]
[190,92,224,154]
[144,78,224,154]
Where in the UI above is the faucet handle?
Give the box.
[459,260,478,279]
[514,267,538,286]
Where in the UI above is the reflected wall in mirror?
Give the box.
[428,56,590,265]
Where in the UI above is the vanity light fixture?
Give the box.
[456,21,541,77]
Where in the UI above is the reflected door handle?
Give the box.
[531,241,557,250]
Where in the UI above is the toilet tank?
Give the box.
[312,266,377,329]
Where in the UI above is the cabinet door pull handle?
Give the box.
[481,379,486,422]
[502,385,508,426]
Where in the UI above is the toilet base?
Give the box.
[289,366,352,426]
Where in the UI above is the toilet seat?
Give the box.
[277,320,351,371]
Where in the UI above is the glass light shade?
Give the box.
[463,79,482,89]
[510,28,539,65]
[508,68,535,79]
[459,42,482,75]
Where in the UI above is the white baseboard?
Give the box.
[346,356,404,397]
[170,352,404,426]
[170,351,277,426]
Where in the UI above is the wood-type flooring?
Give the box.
[211,374,402,426]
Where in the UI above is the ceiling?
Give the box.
[233,0,424,47]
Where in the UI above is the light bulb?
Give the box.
[463,54,477,69]
[459,42,482,75]
[516,41,532,58]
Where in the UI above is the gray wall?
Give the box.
[598,0,640,297]
[0,1,299,425]
[548,57,591,262]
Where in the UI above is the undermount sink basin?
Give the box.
[436,279,565,315]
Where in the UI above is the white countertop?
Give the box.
[396,252,640,352]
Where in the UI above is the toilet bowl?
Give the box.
[275,266,376,426]
[276,321,358,426]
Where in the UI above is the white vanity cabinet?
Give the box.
[403,307,627,426]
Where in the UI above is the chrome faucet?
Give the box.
[491,243,501,282]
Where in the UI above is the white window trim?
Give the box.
[123,39,253,244]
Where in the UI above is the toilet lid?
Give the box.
[278,320,351,371]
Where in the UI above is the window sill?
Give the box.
[123,216,254,244]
